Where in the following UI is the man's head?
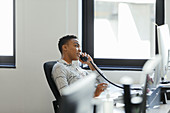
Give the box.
[58,35,78,54]
[58,35,81,63]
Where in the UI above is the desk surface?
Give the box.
[146,101,170,113]
[97,85,170,113]
[111,101,170,113]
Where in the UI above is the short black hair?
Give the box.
[58,35,78,54]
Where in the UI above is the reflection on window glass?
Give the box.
[0,0,13,56]
[94,0,155,59]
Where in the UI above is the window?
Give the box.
[82,0,164,70]
[0,0,15,68]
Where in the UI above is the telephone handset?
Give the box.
[80,55,88,62]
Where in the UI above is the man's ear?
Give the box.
[62,45,68,52]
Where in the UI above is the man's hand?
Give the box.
[94,83,108,97]
[79,52,93,64]
[79,52,97,71]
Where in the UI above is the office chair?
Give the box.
[43,61,61,113]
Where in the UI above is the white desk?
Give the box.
[95,86,170,113]
[112,101,170,113]
[95,97,170,113]
[146,101,170,113]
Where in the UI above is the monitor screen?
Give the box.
[59,73,96,113]
[157,24,170,81]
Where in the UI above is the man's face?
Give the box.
[64,38,81,61]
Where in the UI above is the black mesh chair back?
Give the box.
[43,61,61,113]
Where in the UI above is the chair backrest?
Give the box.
[43,61,61,101]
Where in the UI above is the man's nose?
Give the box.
[78,48,81,52]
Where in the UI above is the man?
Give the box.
[52,35,107,97]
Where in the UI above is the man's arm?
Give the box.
[79,53,108,97]
[52,64,68,95]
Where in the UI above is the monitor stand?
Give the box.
[147,86,161,108]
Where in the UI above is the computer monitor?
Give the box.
[157,24,170,82]
[141,55,161,109]
[59,73,96,113]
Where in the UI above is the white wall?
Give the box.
[0,0,78,113]
[0,0,170,113]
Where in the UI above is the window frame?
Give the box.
[82,0,164,71]
[0,0,16,68]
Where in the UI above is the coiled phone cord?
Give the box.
[89,61,142,90]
